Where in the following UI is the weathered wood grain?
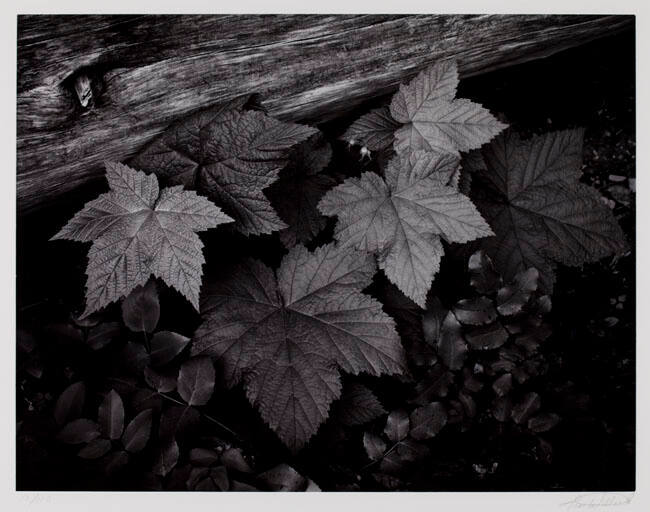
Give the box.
[17,14,633,213]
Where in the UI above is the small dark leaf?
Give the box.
[515,324,552,354]
[408,338,438,367]
[78,438,112,459]
[258,463,306,491]
[492,373,513,397]
[437,312,467,370]
[447,400,464,425]
[468,250,501,294]
[492,396,513,422]
[462,368,484,393]
[465,322,509,350]
[187,467,211,490]
[458,391,477,419]
[454,297,497,325]
[384,409,409,443]
[177,356,215,406]
[500,345,526,363]
[167,464,193,490]
[528,295,552,326]
[86,322,121,350]
[504,322,524,335]
[120,342,150,375]
[396,439,430,463]
[25,359,44,380]
[422,297,446,345]
[528,412,561,433]
[149,331,190,367]
[496,268,539,316]
[363,432,386,461]
[209,467,231,491]
[144,365,177,393]
[490,359,516,375]
[189,448,220,467]
[57,418,100,444]
[98,389,125,440]
[105,450,129,476]
[335,383,386,426]
[409,402,447,440]
[131,388,163,413]
[221,447,252,473]
[121,279,160,333]
[380,439,429,474]
[153,438,180,477]
[512,367,530,384]
[412,364,455,404]
[378,451,403,474]
[512,392,542,425]
[122,409,153,453]
[54,381,85,426]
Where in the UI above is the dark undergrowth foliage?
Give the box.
[17,32,634,491]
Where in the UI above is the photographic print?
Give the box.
[16,14,635,493]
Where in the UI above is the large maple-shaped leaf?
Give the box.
[52,162,232,316]
[131,98,318,235]
[389,60,507,156]
[318,150,493,307]
[473,129,627,292]
[191,242,406,452]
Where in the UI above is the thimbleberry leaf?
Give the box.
[389,60,507,156]
[51,162,232,316]
[474,129,627,292]
[192,242,406,452]
[131,98,318,235]
[319,150,492,306]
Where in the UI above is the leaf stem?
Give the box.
[142,330,151,352]
[157,391,243,443]
[361,440,401,471]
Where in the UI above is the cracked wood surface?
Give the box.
[17,14,633,213]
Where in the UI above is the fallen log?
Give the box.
[17,14,634,213]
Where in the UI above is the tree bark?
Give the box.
[17,14,633,213]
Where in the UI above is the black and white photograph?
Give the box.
[8,2,648,507]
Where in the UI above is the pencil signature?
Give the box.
[560,492,634,508]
